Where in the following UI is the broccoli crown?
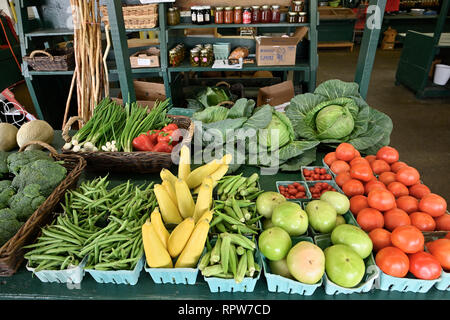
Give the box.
[0,186,16,210]
[7,150,52,176]
[11,159,67,197]
[0,180,12,191]
[8,184,45,221]
[0,208,23,247]
[0,151,8,178]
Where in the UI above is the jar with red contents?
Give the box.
[234,6,242,24]
[251,6,261,23]
[215,7,224,24]
[224,7,234,24]
[261,5,272,23]
[243,7,252,24]
[271,5,280,23]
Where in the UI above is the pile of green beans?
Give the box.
[210,173,264,235]
[24,176,158,272]
[199,233,260,283]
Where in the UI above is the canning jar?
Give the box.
[215,7,224,24]
[167,8,179,25]
[191,6,198,24]
[288,11,298,23]
[224,7,234,24]
[190,48,200,67]
[200,49,211,67]
[204,6,211,23]
[261,5,272,23]
[293,0,305,12]
[251,6,261,23]
[243,7,252,24]
[298,11,307,23]
[271,5,280,23]
[197,6,205,25]
[234,6,242,24]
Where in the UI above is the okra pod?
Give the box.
[228,244,238,278]
[220,235,231,274]
[231,197,245,222]
[245,173,259,187]
[246,249,255,277]
[210,237,222,264]
[202,264,224,277]
[236,246,245,256]
[220,232,256,250]
[235,252,248,284]
[198,251,212,271]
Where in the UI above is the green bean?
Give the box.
[27,255,68,262]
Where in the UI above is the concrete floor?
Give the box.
[317,47,450,201]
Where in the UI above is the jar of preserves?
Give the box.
[224,7,234,24]
[298,11,307,23]
[190,48,200,67]
[200,49,211,67]
[251,6,261,23]
[243,7,252,24]
[204,6,211,24]
[215,7,224,24]
[288,11,298,23]
[261,5,272,23]
[293,0,305,12]
[191,6,198,24]
[234,6,242,24]
[271,5,281,23]
[167,8,179,25]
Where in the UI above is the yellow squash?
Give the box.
[142,220,173,268]
[154,184,183,225]
[150,208,170,249]
[197,210,213,224]
[193,181,212,223]
[175,218,210,268]
[174,178,195,218]
[160,168,178,186]
[162,179,178,209]
[178,145,191,181]
[167,217,195,258]
[185,154,232,189]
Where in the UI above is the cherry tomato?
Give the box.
[395,166,420,186]
[419,193,447,218]
[391,161,408,173]
[396,196,419,214]
[409,251,442,280]
[435,214,450,231]
[367,189,396,212]
[409,211,436,232]
[335,143,356,162]
[384,208,411,232]
[391,225,424,254]
[324,152,337,166]
[409,184,431,199]
[350,163,374,182]
[371,159,391,175]
[349,195,369,216]
[369,228,392,252]
[426,239,450,271]
[376,146,399,164]
[376,246,410,278]
[342,179,365,197]
[387,181,409,198]
[365,180,387,195]
[330,160,351,175]
[357,208,384,232]
[379,172,397,186]
[365,155,377,164]
[335,171,352,187]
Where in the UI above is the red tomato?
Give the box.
[426,239,450,271]
[409,184,431,199]
[350,163,374,182]
[342,179,365,197]
[349,195,369,216]
[435,214,450,231]
[335,171,352,187]
[419,193,447,218]
[384,208,411,232]
[391,225,424,254]
[376,246,410,278]
[379,172,397,186]
[354,149,361,158]
[395,166,420,186]
[369,228,392,252]
[387,182,409,198]
[365,180,387,195]
[391,161,408,173]
[371,159,391,175]
[409,251,442,280]
[330,160,351,175]
[335,143,356,162]
[324,152,337,166]
[350,157,370,167]
[367,189,396,212]
[376,146,400,164]
[357,208,384,232]
[365,155,377,164]
[409,212,436,232]
[396,196,419,214]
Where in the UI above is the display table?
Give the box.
[0,131,449,300]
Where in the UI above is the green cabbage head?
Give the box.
[315,104,355,139]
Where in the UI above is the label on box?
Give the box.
[137,58,152,66]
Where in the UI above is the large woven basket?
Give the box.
[61,114,194,173]
[0,141,86,276]
[100,4,158,29]
[23,48,75,71]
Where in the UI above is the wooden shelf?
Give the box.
[168,60,310,72]
[167,22,309,29]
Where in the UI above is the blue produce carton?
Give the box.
[275,181,311,201]
[85,255,144,285]
[26,256,88,284]
[301,166,333,182]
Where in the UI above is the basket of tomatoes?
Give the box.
[276,181,311,200]
[301,167,333,181]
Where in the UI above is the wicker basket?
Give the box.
[23,48,75,71]
[61,114,194,173]
[100,4,158,29]
[0,141,86,276]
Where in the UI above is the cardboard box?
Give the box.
[257,80,295,109]
[113,80,166,109]
[255,27,308,66]
[130,47,160,68]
